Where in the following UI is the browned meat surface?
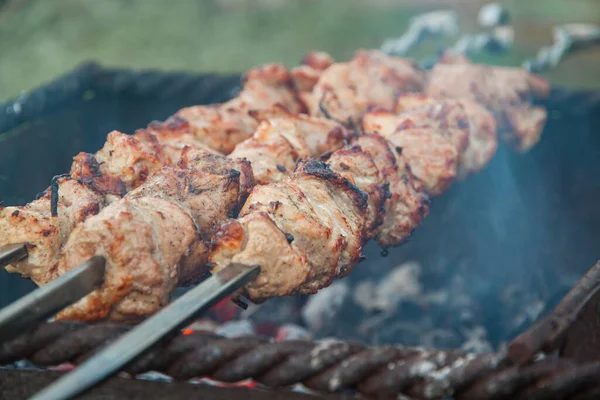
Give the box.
[71,131,167,192]
[211,212,311,300]
[362,110,459,196]
[177,149,255,209]
[56,197,196,322]
[176,64,302,154]
[0,177,105,285]
[230,105,348,184]
[291,51,336,92]
[502,105,548,151]
[376,93,498,177]
[388,128,458,196]
[426,53,550,152]
[327,145,386,239]
[354,134,429,248]
[57,164,246,322]
[249,104,348,157]
[303,50,425,127]
[140,118,221,164]
[210,160,367,301]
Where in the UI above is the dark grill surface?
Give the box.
[0,319,599,399]
[0,369,323,400]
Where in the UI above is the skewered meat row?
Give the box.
[295,50,548,152]
[0,102,348,321]
[51,114,350,322]
[209,51,549,302]
[56,162,246,322]
[425,52,550,152]
[209,97,498,300]
[0,63,301,286]
[1,49,549,320]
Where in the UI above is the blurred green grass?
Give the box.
[0,0,598,101]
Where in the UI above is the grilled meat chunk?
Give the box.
[175,64,302,154]
[210,160,367,301]
[303,50,425,127]
[56,196,196,322]
[291,51,336,92]
[327,145,386,239]
[211,212,312,301]
[426,53,549,152]
[177,149,255,209]
[71,131,167,192]
[362,110,459,196]
[1,177,105,285]
[387,128,458,196]
[395,94,497,177]
[141,118,221,163]
[56,164,245,322]
[230,105,348,184]
[362,94,498,178]
[354,134,428,247]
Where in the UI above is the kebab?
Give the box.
[0,50,419,291]
[208,50,548,302]
[208,102,495,299]
[1,50,548,320]
[0,63,302,287]
[38,111,350,322]
[295,50,548,152]
[1,111,349,322]
[425,52,551,152]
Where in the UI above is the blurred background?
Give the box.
[0,0,599,102]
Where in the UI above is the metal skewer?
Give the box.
[31,263,260,400]
[0,255,106,343]
[0,243,28,269]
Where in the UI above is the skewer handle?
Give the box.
[0,243,28,269]
[30,263,260,400]
[0,256,106,343]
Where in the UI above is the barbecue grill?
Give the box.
[0,59,598,399]
[2,10,600,397]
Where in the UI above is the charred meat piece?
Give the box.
[303,50,425,127]
[71,131,167,193]
[177,149,255,210]
[0,177,105,285]
[141,118,221,164]
[230,105,348,184]
[175,64,303,154]
[354,134,428,248]
[56,165,246,322]
[366,93,498,178]
[210,160,367,301]
[327,145,386,240]
[426,52,550,152]
[291,51,336,93]
[362,110,459,196]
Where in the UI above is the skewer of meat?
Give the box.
[209,51,548,302]
[0,63,301,286]
[3,51,424,290]
[295,50,548,152]
[48,111,350,322]
[1,50,549,320]
[425,52,550,152]
[1,108,349,321]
